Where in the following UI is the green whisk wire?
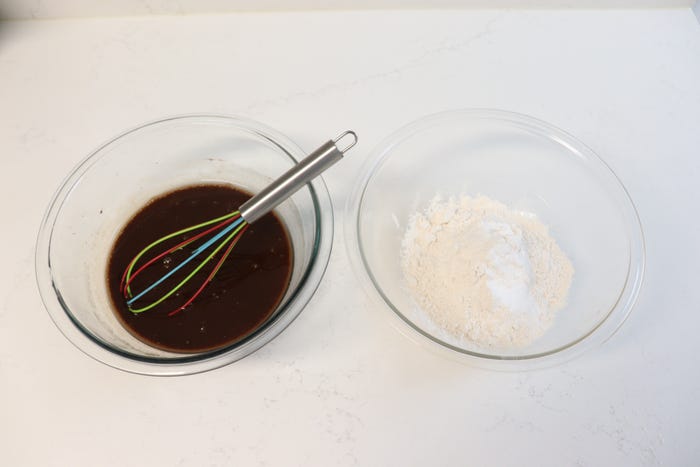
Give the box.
[123,211,241,299]
[127,220,247,314]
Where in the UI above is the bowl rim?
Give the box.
[35,114,335,376]
[345,108,646,371]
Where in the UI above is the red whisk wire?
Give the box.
[120,214,240,297]
[167,224,249,317]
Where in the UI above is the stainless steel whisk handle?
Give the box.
[239,130,358,224]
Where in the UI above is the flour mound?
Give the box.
[401,195,574,349]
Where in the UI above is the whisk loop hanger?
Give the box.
[121,131,357,315]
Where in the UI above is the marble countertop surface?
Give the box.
[1,8,699,466]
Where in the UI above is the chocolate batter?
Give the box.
[107,184,292,353]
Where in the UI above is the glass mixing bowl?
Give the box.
[347,109,645,369]
[36,115,334,375]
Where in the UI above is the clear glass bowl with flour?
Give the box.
[346,110,645,368]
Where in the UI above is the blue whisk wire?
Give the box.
[126,217,245,306]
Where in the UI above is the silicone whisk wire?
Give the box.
[167,224,247,317]
[121,211,247,314]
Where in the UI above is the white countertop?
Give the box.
[2,8,700,466]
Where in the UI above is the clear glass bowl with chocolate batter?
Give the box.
[36,115,334,375]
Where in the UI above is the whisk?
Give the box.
[120,131,357,316]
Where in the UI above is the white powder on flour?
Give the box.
[401,195,574,349]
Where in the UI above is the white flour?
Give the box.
[401,195,574,349]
